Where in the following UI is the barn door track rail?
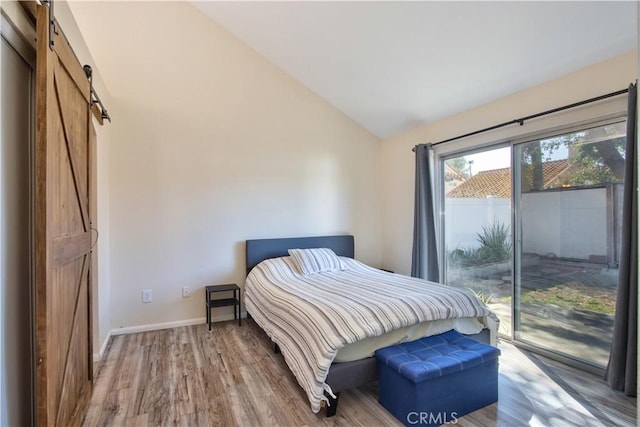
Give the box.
[40,0,111,124]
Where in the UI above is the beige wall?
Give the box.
[102,3,382,330]
[380,51,638,275]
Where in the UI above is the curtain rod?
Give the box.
[412,86,631,152]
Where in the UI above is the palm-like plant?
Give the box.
[475,220,511,264]
[447,219,511,267]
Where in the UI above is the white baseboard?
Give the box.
[109,312,246,336]
[92,331,112,363]
[91,313,246,362]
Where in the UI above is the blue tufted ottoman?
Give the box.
[375,330,500,426]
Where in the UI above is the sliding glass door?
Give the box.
[441,119,626,368]
[514,121,626,368]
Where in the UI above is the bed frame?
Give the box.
[244,234,490,417]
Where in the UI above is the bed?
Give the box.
[244,235,498,417]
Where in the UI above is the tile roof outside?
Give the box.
[447,160,569,198]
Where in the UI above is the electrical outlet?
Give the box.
[182,287,190,298]
[142,289,152,303]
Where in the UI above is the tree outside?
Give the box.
[445,156,471,178]
[520,122,626,191]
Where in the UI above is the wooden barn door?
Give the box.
[34,4,93,425]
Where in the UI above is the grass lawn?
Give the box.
[519,283,615,314]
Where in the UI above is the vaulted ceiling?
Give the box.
[70,1,637,139]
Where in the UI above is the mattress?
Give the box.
[334,317,485,362]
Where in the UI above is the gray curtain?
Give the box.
[605,82,637,396]
[411,144,440,281]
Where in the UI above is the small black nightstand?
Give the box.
[205,284,241,330]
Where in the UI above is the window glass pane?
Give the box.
[515,121,625,367]
[520,122,626,192]
[443,146,512,337]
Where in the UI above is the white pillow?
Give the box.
[288,248,345,275]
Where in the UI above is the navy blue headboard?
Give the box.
[245,235,354,275]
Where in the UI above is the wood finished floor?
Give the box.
[83,320,636,426]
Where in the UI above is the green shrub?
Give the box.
[475,220,511,264]
[447,219,511,268]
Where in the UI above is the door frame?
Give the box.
[0,8,36,426]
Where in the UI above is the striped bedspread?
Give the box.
[244,256,498,413]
